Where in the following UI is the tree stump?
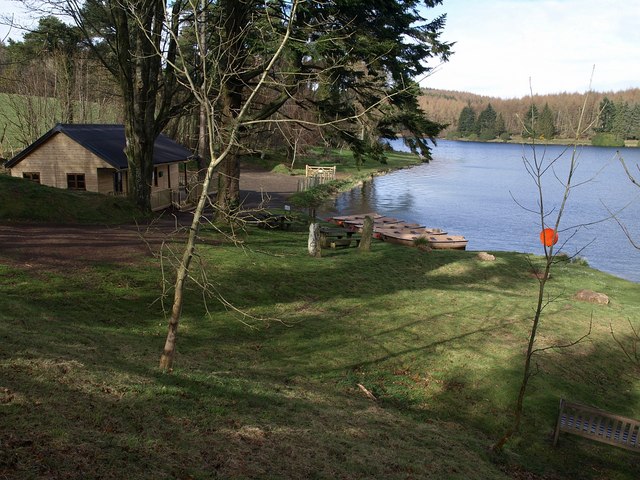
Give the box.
[308,222,321,257]
[358,216,373,252]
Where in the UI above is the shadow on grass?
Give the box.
[2,229,639,479]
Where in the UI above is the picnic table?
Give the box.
[319,227,361,249]
[244,212,292,230]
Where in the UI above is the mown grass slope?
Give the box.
[0,174,145,224]
[1,218,639,478]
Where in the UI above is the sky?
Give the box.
[422,0,640,98]
[1,0,639,99]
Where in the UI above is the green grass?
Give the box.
[2,222,640,479]
[243,145,425,179]
[0,175,146,224]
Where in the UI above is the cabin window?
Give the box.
[67,173,86,190]
[23,172,40,183]
[153,167,159,187]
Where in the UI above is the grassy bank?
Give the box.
[0,174,146,224]
[252,145,426,178]
[2,221,640,478]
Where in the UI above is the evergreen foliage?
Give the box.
[596,97,616,133]
[538,103,556,139]
[477,103,497,140]
[436,88,640,142]
[591,132,625,147]
[457,104,476,136]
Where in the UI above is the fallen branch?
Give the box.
[357,383,377,402]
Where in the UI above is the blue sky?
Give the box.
[2,0,639,99]
[423,0,640,98]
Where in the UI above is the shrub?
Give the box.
[591,133,625,147]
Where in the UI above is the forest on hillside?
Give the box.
[419,88,640,144]
[1,10,638,168]
[0,5,451,170]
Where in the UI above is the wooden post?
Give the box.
[308,222,321,257]
[358,215,373,252]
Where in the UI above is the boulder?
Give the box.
[477,252,496,262]
[574,289,610,305]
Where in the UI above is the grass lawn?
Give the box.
[0,175,147,224]
[1,219,640,478]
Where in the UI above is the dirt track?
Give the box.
[0,169,301,271]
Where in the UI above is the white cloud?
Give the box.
[422,0,640,98]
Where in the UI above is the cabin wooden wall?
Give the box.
[10,133,184,199]
[9,133,111,192]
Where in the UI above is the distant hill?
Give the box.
[419,87,640,139]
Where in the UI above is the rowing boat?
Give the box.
[424,235,468,250]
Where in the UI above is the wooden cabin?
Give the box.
[5,124,196,210]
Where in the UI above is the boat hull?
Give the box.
[329,213,468,250]
[425,235,468,250]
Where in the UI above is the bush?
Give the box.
[445,131,461,140]
[591,133,625,147]
[479,131,496,141]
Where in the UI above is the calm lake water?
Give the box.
[323,139,640,282]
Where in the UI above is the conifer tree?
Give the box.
[612,102,632,139]
[457,104,476,137]
[597,97,616,133]
[495,112,507,138]
[538,103,556,139]
[477,103,497,140]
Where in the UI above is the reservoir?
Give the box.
[324,139,640,282]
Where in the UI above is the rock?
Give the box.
[574,289,610,305]
[477,252,496,262]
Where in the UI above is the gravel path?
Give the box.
[0,169,302,271]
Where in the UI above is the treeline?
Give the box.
[0,17,122,158]
[418,88,640,144]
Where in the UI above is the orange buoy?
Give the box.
[539,228,558,247]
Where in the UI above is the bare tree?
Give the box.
[158,0,301,371]
[493,84,597,452]
[0,47,120,153]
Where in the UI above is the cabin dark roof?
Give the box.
[6,124,194,169]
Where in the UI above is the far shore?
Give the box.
[442,135,639,148]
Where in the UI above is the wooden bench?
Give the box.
[553,398,640,452]
[319,227,361,249]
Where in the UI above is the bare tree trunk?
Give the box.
[492,264,549,451]
[123,121,154,211]
[216,151,241,214]
[493,82,595,451]
[197,100,209,180]
[159,0,300,371]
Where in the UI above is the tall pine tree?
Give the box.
[457,104,476,137]
[477,103,497,140]
[538,103,556,139]
[596,97,616,133]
